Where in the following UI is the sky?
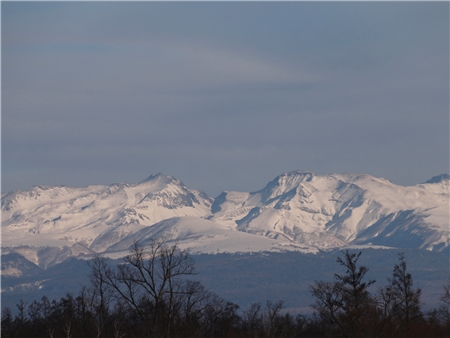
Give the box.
[2,2,449,197]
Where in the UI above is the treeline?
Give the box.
[2,239,449,338]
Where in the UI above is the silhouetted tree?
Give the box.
[241,302,263,336]
[387,253,422,326]
[5,246,447,337]
[262,300,284,338]
[435,281,450,333]
[310,250,376,338]
[88,238,241,337]
[1,307,14,338]
[86,257,115,337]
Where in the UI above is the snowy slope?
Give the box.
[106,216,315,256]
[1,174,213,267]
[2,171,448,269]
[210,171,449,251]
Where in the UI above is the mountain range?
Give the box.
[2,170,448,273]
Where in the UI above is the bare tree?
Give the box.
[89,238,197,337]
[242,302,263,336]
[441,282,450,306]
[241,300,290,338]
[262,300,284,338]
[309,281,343,329]
[200,295,240,338]
[437,281,450,327]
[87,256,115,337]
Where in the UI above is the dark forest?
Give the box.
[2,239,450,338]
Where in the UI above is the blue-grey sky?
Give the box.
[2,2,449,197]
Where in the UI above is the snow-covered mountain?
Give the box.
[210,171,448,252]
[1,173,213,268]
[2,171,448,270]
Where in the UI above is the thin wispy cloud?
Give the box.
[2,2,448,195]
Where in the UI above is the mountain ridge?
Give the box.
[2,170,448,270]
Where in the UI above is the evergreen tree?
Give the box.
[310,250,376,338]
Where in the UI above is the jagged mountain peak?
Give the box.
[253,171,378,205]
[424,174,450,184]
[139,173,177,185]
[137,173,197,196]
[258,171,389,194]
[134,173,213,210]
[1,184,84,213]
[209,170,448,252]
[1,170,448,269]
[255,170,315,198]
[274,170,315,182]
